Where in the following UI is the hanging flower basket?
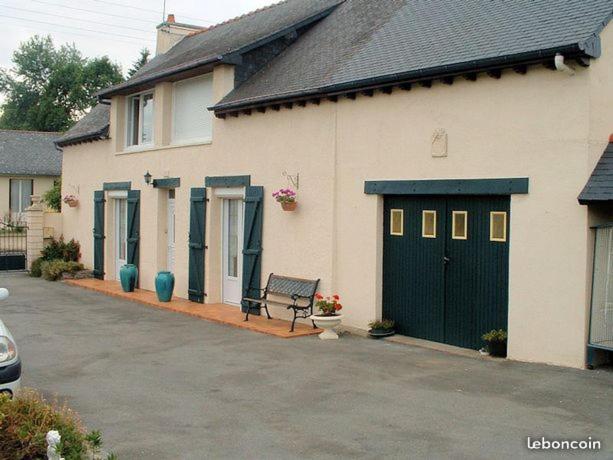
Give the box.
[63,195,79,208]
[273,188,297,211]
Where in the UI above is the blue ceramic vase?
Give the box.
[119,264,138,292]
[155,271,175,302]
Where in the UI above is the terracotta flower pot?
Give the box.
[281,201,297,211]
[66,200,78,208]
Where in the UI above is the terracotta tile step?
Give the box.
[64,278,321,339]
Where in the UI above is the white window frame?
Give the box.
[125,90,154,149]
[390,209,404,236]
[452,211,468,240]
[9,178,33,215]
[422,210,437,238]
[490,211,508,242]
[171,73,214,146]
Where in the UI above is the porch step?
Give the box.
[64,279,321,339]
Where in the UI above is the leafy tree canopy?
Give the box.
[127,48,150,79]
[0,35,123,132]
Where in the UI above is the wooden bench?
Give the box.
[243,274,320,332]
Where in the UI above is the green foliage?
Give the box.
[368,319,395,330]
[41,237,81,262]
[0,35,123,132]
[0,389,96,459]
[41,260,84,281]
[30,257,44,278]
[43,179,62,212]
[482,329,508,342]
[127,48,150,78]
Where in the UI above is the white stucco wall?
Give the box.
[60,26,613,368]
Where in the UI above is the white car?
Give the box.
[0,288,21,395]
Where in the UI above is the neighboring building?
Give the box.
[0,130,61,219]
[57,0,613,369]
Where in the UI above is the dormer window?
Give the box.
[127,91,154,147]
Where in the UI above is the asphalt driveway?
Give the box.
[0,273,611,459]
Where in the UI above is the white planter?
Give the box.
[311,314,343,340]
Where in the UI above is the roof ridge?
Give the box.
[188,0,292,37]
[0,129,61,135]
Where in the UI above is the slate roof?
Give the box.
[0,130,61,176]
[98,0,343,97]
[215,0,613,111]
[579,143,613,204]
[55,104,110,147]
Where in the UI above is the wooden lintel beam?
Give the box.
[487,69,502,79]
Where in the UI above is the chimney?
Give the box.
[156,14,203,55]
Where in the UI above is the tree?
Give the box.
[127,48,150,79]
[0,36,123,132]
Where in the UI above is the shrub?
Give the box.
[41,237,81,263]
[41,260,84,281]
[0,389,102,459]
[43,179,62,212]
[368,319,395,331]
[30,257,44,277]
[482,329,508,342]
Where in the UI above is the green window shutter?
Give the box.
[188,188,206,303]
[93,190,106,280]
[126,190,140,278]
[242,186,264,313]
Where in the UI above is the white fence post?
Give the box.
[26,195,44,269]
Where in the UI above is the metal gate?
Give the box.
[0,219,27,271]
[383,196,510,349]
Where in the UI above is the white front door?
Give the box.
[115,198,128,279]
[167,190,176,273]
[222,198,243,305]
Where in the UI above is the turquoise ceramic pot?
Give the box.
[155,271,175,302]
[119,264,138,292]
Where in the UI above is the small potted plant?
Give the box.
[482,329,508,357]
[272,188,297,211]
[63,194,79,208]
[310,294,343,340]
[368,319,395,338]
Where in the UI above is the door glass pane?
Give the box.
[490,212,507,242]
[452,211,468,240]
[390,209,403,236]
[141,93,154,144]
[118,200,127,260]
[422,210,437,238]
[227,200,239,277]
[21,180,32,212]
[9,180,20,213]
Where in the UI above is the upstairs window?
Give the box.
[127,91,154,147]
[172,74,213,144]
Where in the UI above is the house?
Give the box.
[0,130,61,220]
[56,0,613,369]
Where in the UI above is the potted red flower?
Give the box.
[311,294,344,339]
[272,188,297,211]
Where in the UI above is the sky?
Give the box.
[0,0,276,74]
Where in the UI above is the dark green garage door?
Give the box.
[383,196,509,349]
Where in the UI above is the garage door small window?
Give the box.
[390,209,404,236]
[490,212,507,242]
[452,211,468,240]
[422,210,437,238]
